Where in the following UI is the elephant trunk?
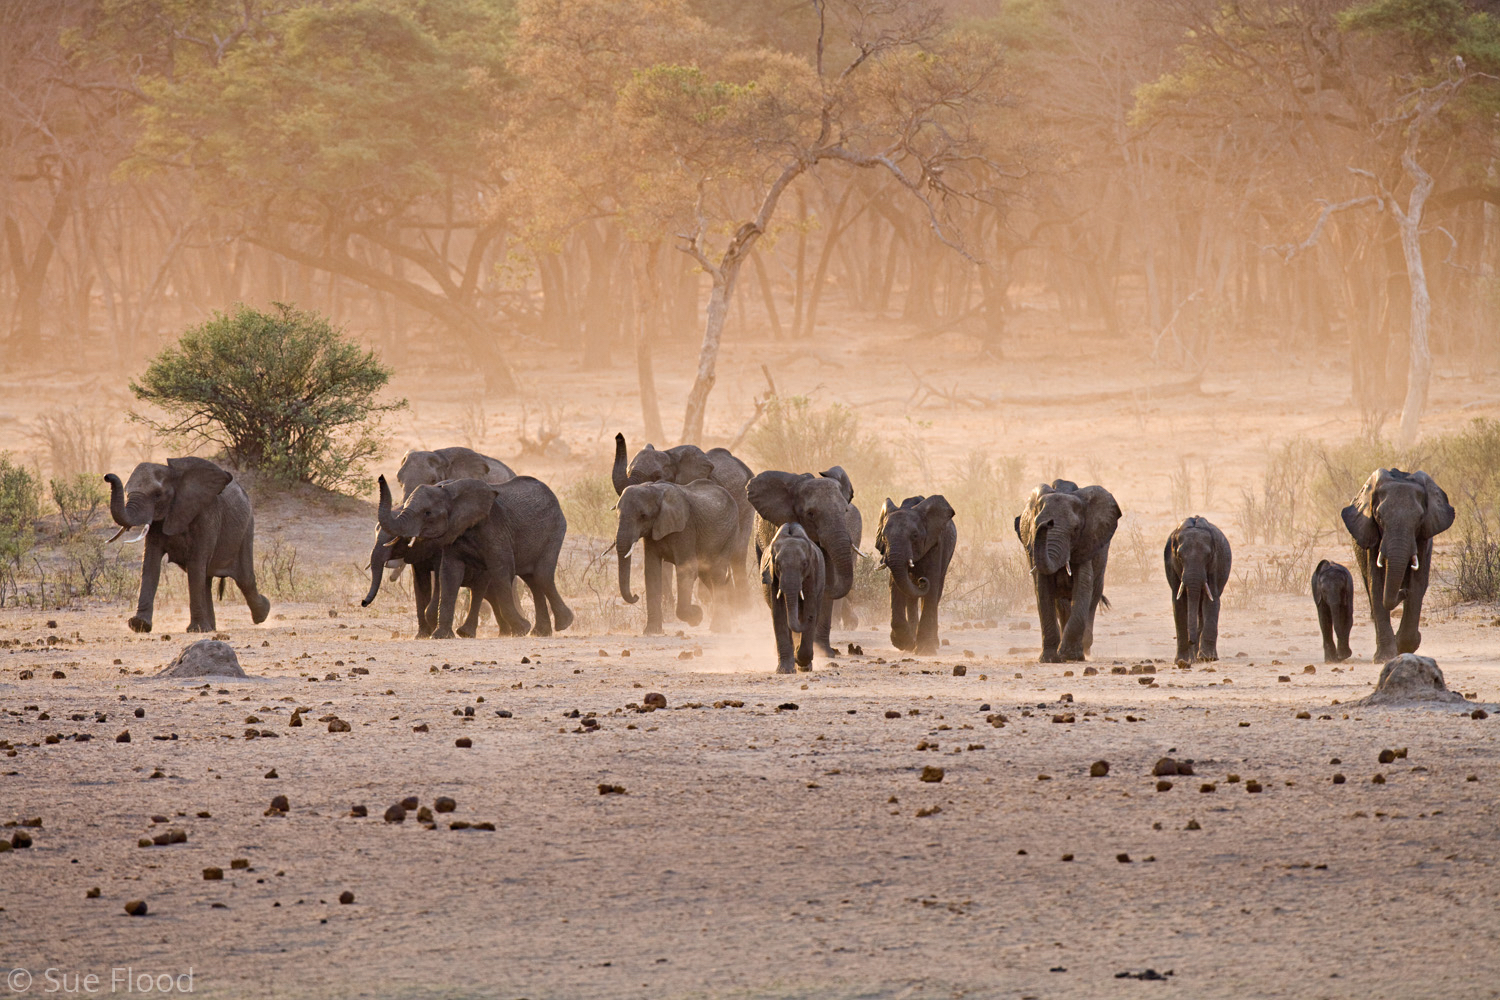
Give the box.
[890,555,929,599]
[1036,524,1069,577]
[1182,568,1206,644]
[611,433,630,496]
[1380,536,1413,611]
[377,475,417,538]
[616,524,641,604]
[362,534,391,607]
[105,474,130,527]
[820,516,855,601]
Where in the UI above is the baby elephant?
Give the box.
[761,523,827,673]
[1311,559,1355,663]
[1164,516,1231,666]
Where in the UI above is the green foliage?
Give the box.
[50,474,107,538]
[130,303,405,492]
[560,474,619,541]
[0,455,42,607]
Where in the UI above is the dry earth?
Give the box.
[2,315,1499,999]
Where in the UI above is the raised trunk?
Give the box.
[616,525,641,603]
[1381,537,1412,611]
[106,474,129,527]
[611,434,630,495]
[376,475,416,537]
[362,536,391,607]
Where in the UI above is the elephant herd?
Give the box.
[102,441,1455,671]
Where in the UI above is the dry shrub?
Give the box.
[943,450,1026,543]
[942,543,1032,621]
[31,408,113,479]
[559,474,617,541]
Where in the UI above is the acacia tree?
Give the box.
[617,0,1010,445]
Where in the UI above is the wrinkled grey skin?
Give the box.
[362,478,497,638]
[1341,468,1454,661]
[1164,516,1231,666]
[876,495,957,655]
[760,523,827,673]
[616,480,740,635]
[1311,559,1355,663]
[397,447,515,498]
[748,471,855,661]
[379,476,572,639]
[612,433,754,596]
[105,457,270,633]
[820,466,864,629]
[1015,479,1121,662]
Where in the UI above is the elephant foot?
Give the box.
[1059,648,1086,662]
[775,662,796,674]
[250,595,271,624]
[415,630,433,640]
[1197,649,1218,663]
[1336,647,1353,662]
[1039,650,1063,664]
[913,639,938,656]
[552,606,575,632]
[890,629,916,651]
[432,627,456,639]
[643,623,665,636]
[529,623,552,638]
[1174,656,1190,669]
[456,625,476,638]
[127,616,152,634]
[677,605,704,628]
[1372,646,1397,663]
[796,662,813,673]
[1396,631,1422,655]
[186,622,212,633]
[816,643,839,659]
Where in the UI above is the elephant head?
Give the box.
[378,475,499,547]
[1015,480,1121,577]
[1341,468,1454,610]
[105,457,232,540]
[762,522,824,634]
[397,447,513,499]
[614,482,691,604]
[611,433,715,495]
[819,466,855,503]
[876,495,956,598]
[747,471,854,600]
[1167,517,1219,647]
[363,476,413,607]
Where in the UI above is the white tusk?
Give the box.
[382,536,400,547]
[121,524,148,543]
[853,547,872,559]
[1176,581,1185,599]
[107,525,128,543]
[1376,550,1384,568]
[1205,589,1215,603]
[1410,553,1419,571]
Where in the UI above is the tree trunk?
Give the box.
[1395,174,1434,447]
[681,268,735,446]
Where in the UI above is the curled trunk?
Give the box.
[1381,537,1412,611]
[106,474,129,527]
[890,557,929,599]
[377,475,416,538]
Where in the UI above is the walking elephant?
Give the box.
[747,470,855,660]
[820,466,864,629]
[378,475,573,639]
[104,457,270,634]
[876,494,957,655]
[1341,468,1454,660]
[616,480,741,634]
[1311,559,1355,663]
[612,433,754,593]
[760,523,827,673]
[1015,480,1121,662]
[1164,516,1231,666]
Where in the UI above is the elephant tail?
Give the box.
[217,577,226,601]
[1098,593,1111,611]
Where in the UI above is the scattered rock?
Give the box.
[134,707,145,718]
[1378,749,1396,764]
[1372,774,1386,784]
[885,710,901,719]
[267,795,289,814]
[1155,780,1173,792]
[643,692,667,709]
[350,805,368,818]
[1185,819,1201,830]
[417,806,433,823]
[1090,761,1109,777]
[123,900,148,917]
[203,867,223,880]
[11,831,33,849]
[1116,853,1131,863]
[400,796,419,810]
[384,805,406,823]
[265,769,278,779]
[1333,774,1346,784]
[454,737,472,748]
[1245,781,1263,793]
[777,703,799,711]
[327,719,351,733]
[434,797,456,813]
[116,731,131,743]
[86,887,100,898]
[230,858,249,869]
[1152,758,1179,776]
[338,891,354,905]
[952,665,966,677]
[919,766,945,783]
[1473,709,1489,720]
[158,640,246,678]
[598,784,626,795]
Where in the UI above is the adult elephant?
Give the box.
[1341,468,1454,661]
[1015,480,1121,662]
[876,494,957,655]
[104,457,269,633]
[612,433,754,591]
[378,476,572,639]
[1164,516,1231,666]
[615,481,740,634]
[746,470,855,659]
[397,447,515,498]
[820,466,863,629]
[363,477,510,638]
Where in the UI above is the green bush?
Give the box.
[50,474,106,538]
[130,302,406,492]
[0,454,42,607]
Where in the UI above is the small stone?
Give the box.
[434,797,456,813]
[1090,761,1109,777]
[384,805,406,823]
[339,891,354,905]
[417,806,433,823]
[1278,675,1291,683]
[86,887,100,898]
[265,769,278,779]
[350,805,368,817]
[919,766,944,783]
[1226,774,1240,783]
[1061,853,1074,861]
[203,867,223,880]
[1200,783,1216,793]
[1156,780,1173,792]
[473,821,496,831]
[777,702,799,711]
[643,692,667,709]
[449,821,471,830]
[598,784,626,795]
[1378,749,1395,764]
[11,831,33,849]
[1245,780,1263,793]
[412,723,429,732]
[1116,853,1131,863]
[1473,709,1489,720]
[327,719,351,733]
[158,639,246,678]
[885,710,901,719]
[1372,774,1386,784]
[116,731,131,743]
[1152,758,1179,777]
[1333,773,1346,784]
[952,664,966,677]
[123,900,148,917]
[400,796,419,809]
[268,794,289,812]
[134,707,145,718]
[1295,711,1311,719]
[230,858,249,869]
[455,737,472,748]
[1186,819,1201,830]
[137,838,152,848]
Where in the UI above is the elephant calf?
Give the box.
[105,457,269,634]
[1015,480,1121,662]
[616,480,741,634]
[876,495,957,655]
[1311,559,1355,663]
[761,523,827,673]
[1164,516,1231,666]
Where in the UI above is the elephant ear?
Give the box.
[917,494,955,540]
[441,479,500,542]
[652,487,690,540]
[443,449,495,482]
[163,458,231,536]
[747,471,803,525]
[671,447,715,486]
[1075,485,1121,556]
[820,466,855,502]
[1413,470,1455,538]
[1341,473,1381,549]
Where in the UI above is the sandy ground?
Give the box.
[2,316,1499,999]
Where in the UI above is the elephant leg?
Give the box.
[236,536,270,624]
[1198,587,1221,661]
[767,585,796,674]
[792,597,815,671]
[185,556,215,633]
[130,542,166,633]
[1335,603,1354,661]
[1058,563,1095,661]
[674,559,703,628]
[525,577,554,637]
[914,577,945,656]
[1395,579,1426,654]
[534,547,573,633]
[1366,562,1397,662]
[456,586,484,638]
[487,575,531,636]
[1171,589,1192,667]
[432,553,466,639]
[814,589,838,659]
[643,551,665,636]
[413,569,435,638]
[1034,574,1062,662]
[890,583,916,652]
[838,594,859,630]
[1317,601,1339,663]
